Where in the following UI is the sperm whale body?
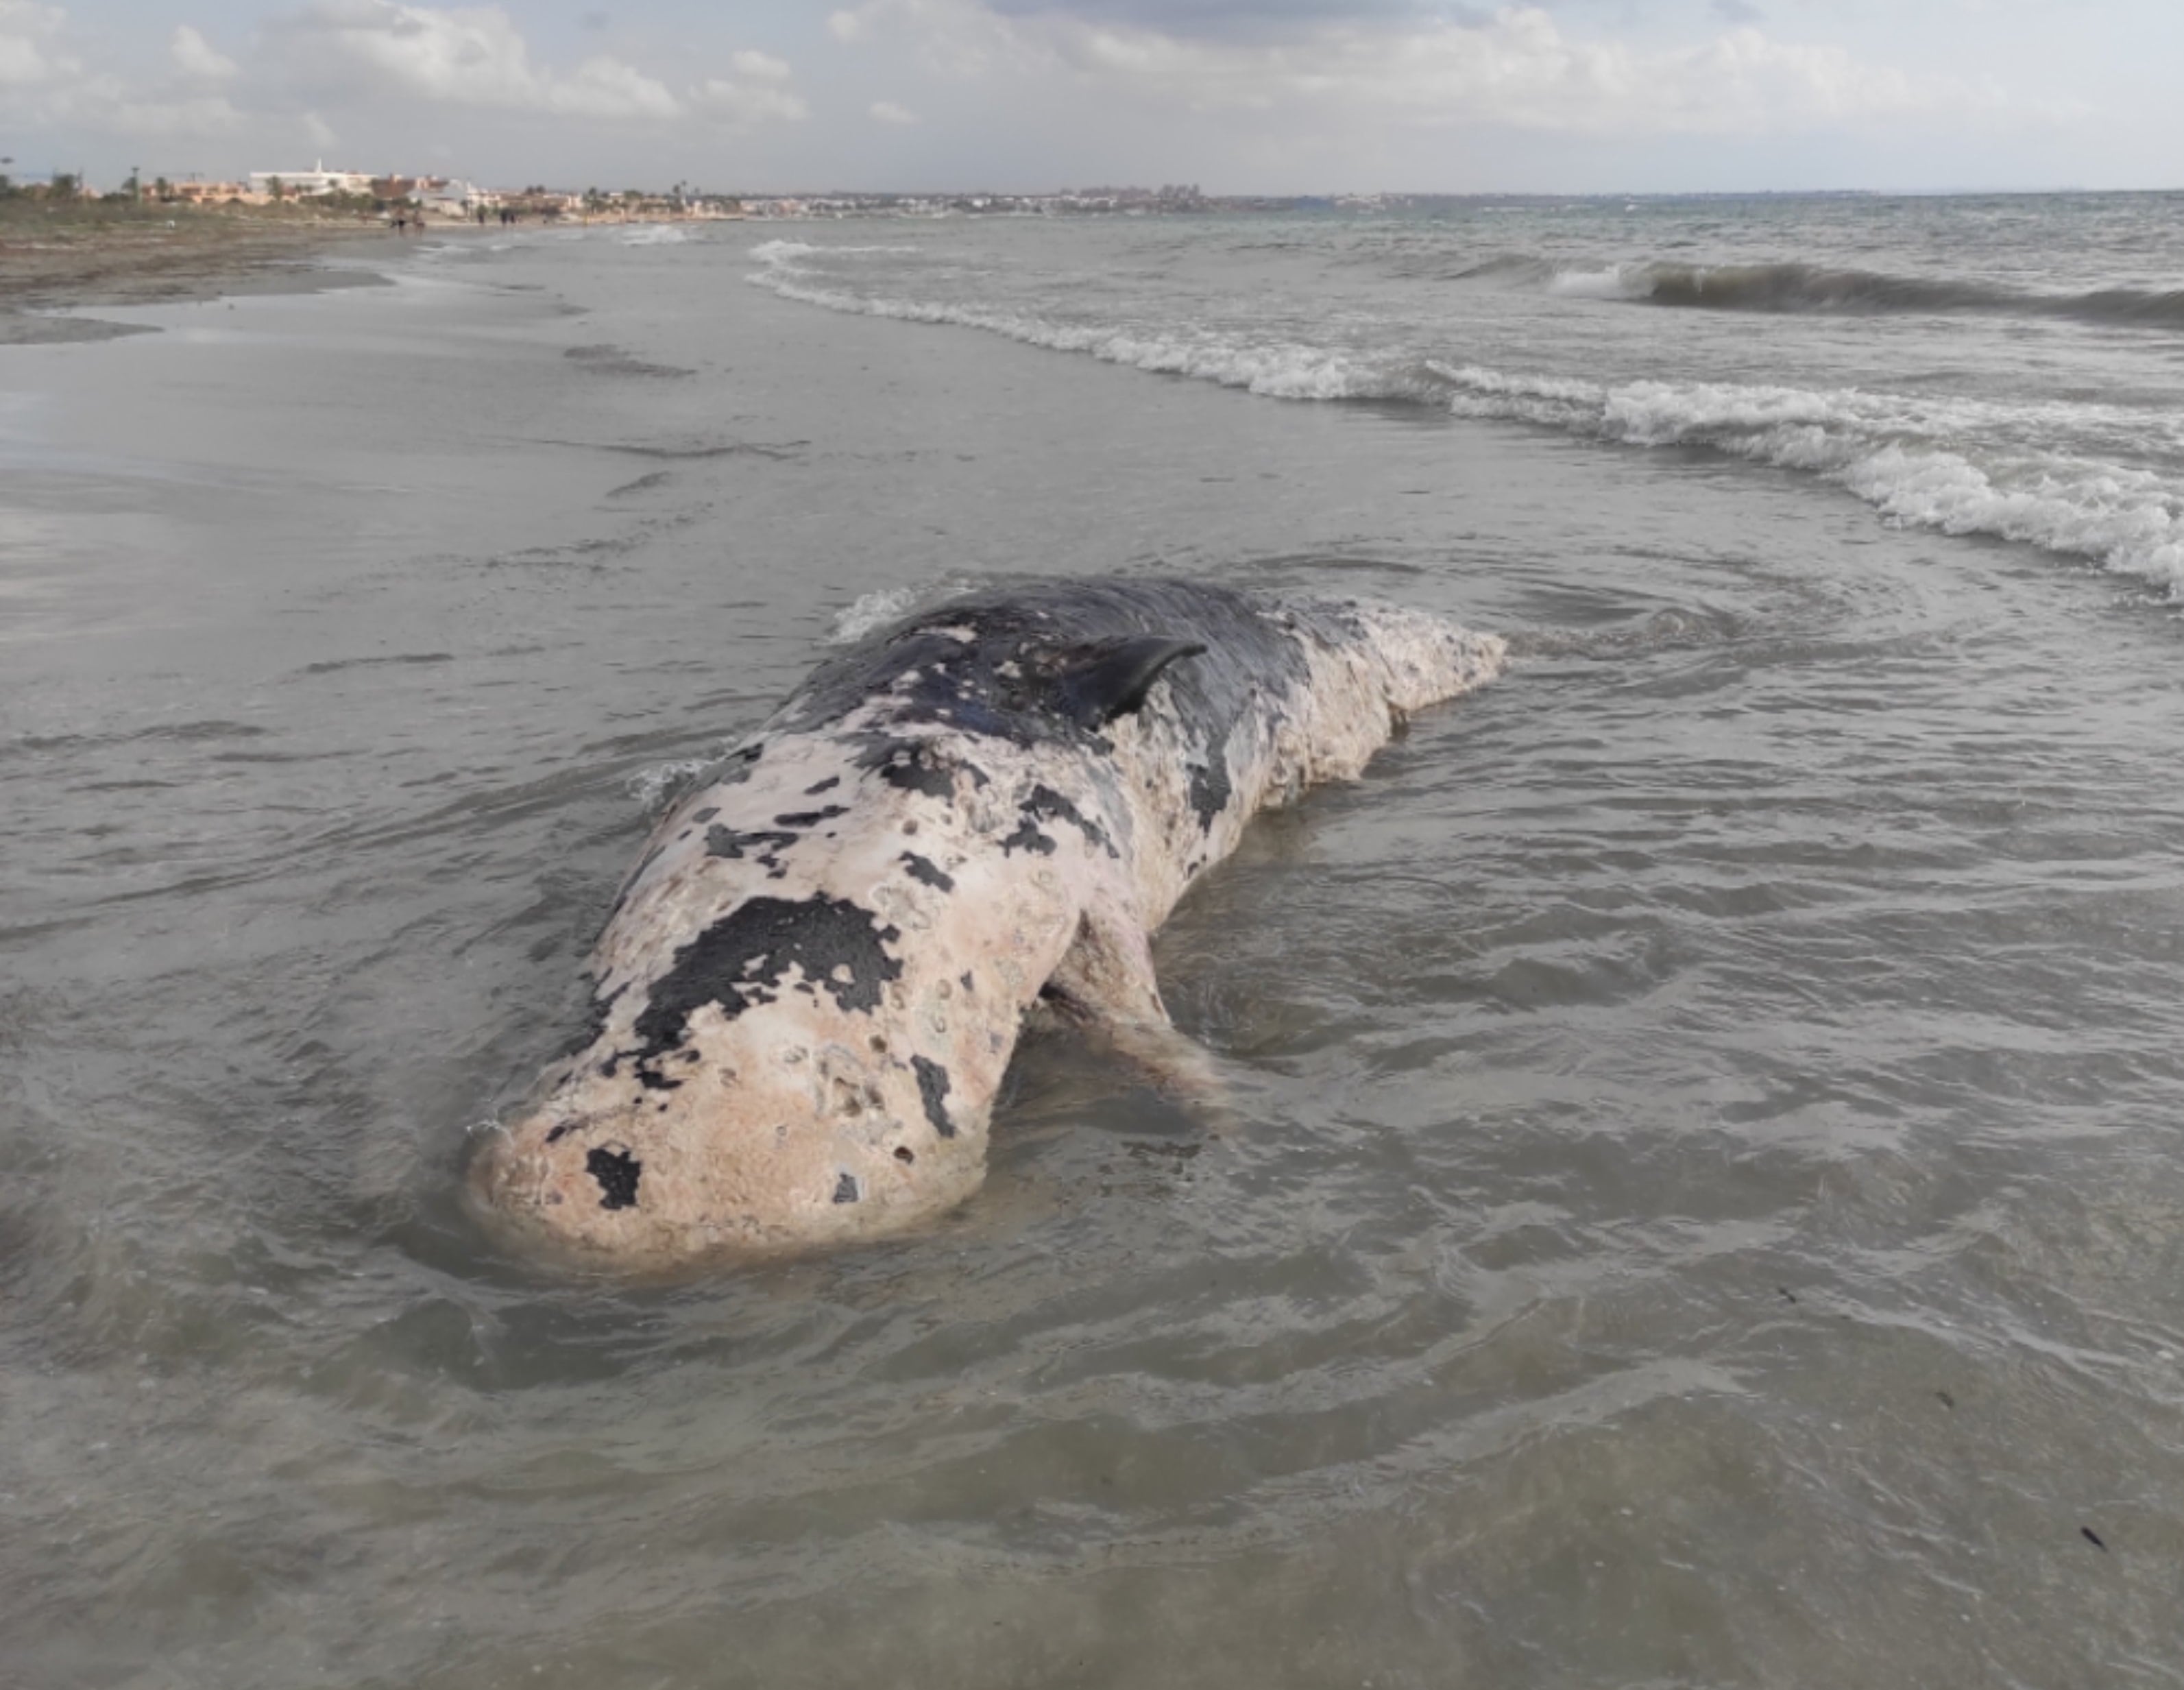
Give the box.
[469,579,1504,1269]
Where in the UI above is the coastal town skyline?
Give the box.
[3,162,1240,221]
[5,1,2181,199]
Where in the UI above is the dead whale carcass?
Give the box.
[470,579,1504,1268]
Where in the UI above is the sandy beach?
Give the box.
[0,206,404,344]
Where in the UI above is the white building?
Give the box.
[416,178,495,215]
[247,161,374,197]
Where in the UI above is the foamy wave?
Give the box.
[749,248,2184,600]
[1429,363,2184,598]
[626,757,711,812]
[1547,265,1649,301]
[751,251,1408,401]
[751,239,919,263]
[616,224,690,246]
[1542,259,2184,327]
[827,587,922,644]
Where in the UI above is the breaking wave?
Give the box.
[749,239,920,263]
[1381,249,2184,326]
[1553,261,2184,327]
[1424,365,2184,598]
[749,246,1419,402]
[748,243,2184,601]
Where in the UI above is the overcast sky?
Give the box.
[5,1,2178,195]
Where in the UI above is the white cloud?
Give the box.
[170,23,238,82]
[103,93,248,138]
[829,1,2007,136]
[871,99,919,123]
[694,49,809,127]
[829,0,1038,78]
[695,75,809,125]
[268,3,821,130]
[557,55,681,119]
[0,0,71,89]
[0,3,242,138]
[276,0,681,119]
[10,0,819,167]
[731,47,792,82]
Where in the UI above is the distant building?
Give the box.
[416,178,496,215]
[170,180,250,204]
[247,161,374,198]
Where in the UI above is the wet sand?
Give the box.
[0,210,404,343]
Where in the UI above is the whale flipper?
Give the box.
[1043,903,1230,1111]
[1046,902,1168,1024]
[1051,636,1207,729]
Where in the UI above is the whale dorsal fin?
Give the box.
[1049,636,1206,729]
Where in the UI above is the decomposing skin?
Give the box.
[469,579,1504,1269]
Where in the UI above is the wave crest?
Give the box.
[1425,363,2184,597]
[1544,260,2184,328]
[749,243,2184,601]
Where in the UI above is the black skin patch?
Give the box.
[775,586,1315,838]
[707,823,802,878]
[611,895,904,1086]
[961,971,974,993]
[1188,750,1233,830]
[693,806,720,822]
[853,738,960,799]
[901,852,954,892]
[1019,783,1115,856]
[587,1146,642,1209]
[775,805,849,828]
[804,775,841,795]
[911,1056,956,1137]
[833,1172,860,1204]
[1000,818,1056,856]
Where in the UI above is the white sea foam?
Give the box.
[823,576,991,644]
[617,224,690,246]
[751,248,1394,400]
[1547,265,1647,300]
[749,245,2184,601]
[827,586,923,644]
[1428,364,2184,598]
[749,239,919,262]
[627,756,712,812]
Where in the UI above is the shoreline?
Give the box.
[0,211,413,346]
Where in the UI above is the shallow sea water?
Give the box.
[4,213,2184,1687]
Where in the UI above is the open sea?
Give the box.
[5,194,2184,1687]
